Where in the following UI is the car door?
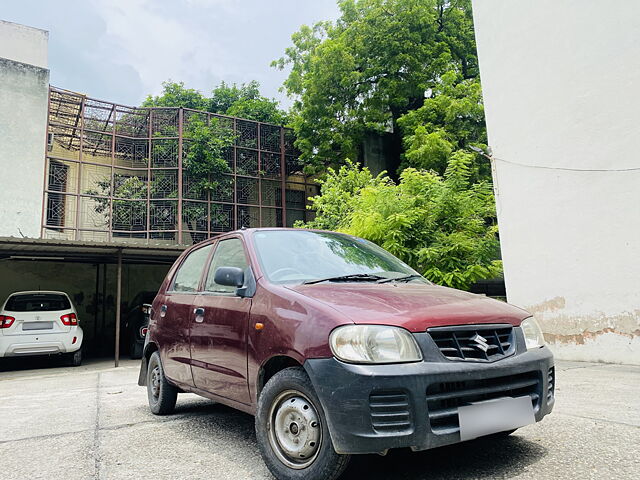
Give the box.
[189,237,251,404]
[156,243,213,386]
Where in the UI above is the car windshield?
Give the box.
[5,293,71,312]
[252,230,428,285]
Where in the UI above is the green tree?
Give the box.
[398,71,488,180]
[144,80,288,125]
[143,81,208,110]
[274,0,479,173]
[300,157,501,290]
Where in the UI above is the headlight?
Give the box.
[521,317,545,350]
[329,325,423,364]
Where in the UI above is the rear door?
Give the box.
[156,244,213,386]
[190,237,252,404]
[1,293,73,337]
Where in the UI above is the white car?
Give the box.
[0,291,83,366]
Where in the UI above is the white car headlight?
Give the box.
[329,325,423,364]
[521,317,545,350]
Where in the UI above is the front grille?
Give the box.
[426,371,541,435]
[369,391,412,433]
[428,324,515,362]
[547,367,555,402]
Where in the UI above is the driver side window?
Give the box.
[204,238,249,293]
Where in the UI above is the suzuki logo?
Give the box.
[470,333,490,352]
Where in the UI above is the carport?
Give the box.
[0,237,184,366]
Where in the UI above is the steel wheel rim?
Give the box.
[267,389,322,469]
[150,365,161,399]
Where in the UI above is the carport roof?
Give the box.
[0,236,186,264]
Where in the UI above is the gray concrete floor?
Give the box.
[0,358,638,480]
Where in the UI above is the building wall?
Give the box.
[0,21,49,239]
[0,20,48,69]
[472,0,640,364]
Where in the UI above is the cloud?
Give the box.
[2,0,339,106]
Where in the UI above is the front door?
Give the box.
[190,237,251,404]
[157,243,213,386]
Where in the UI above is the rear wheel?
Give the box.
[256,367,350,480]
[147,351,178,415]
[130,339,143,359]
[68,349,82,367]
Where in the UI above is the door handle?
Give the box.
[194,307,205,323]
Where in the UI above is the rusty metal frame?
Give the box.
[41,87,315,245]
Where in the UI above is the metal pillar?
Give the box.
[114,249,123,367]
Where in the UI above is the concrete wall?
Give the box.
[0,260,169,357]
[472,0,640,364]
[0,20,48,69]
[0,21,49,239]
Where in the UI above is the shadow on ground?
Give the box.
[150,399,548,480]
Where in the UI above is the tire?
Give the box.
[130,339,143,360]
[68,349,82,367]
[255,367,351,480]
[146,351,178,415]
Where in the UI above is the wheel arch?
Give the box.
[256,355,303,400]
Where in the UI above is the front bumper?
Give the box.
[304,332,554,455]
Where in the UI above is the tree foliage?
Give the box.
[398,71,488,180]
[274,0,480,174]
[300,157,501,290]
[143,80,288,125]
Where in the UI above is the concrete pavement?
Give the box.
[0,358,638,480]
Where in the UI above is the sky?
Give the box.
[2,0,339,108]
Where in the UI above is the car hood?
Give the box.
[286,282,529,332]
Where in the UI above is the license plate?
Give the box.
[458,396,535,441]
[22,321,54,331]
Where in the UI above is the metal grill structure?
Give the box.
[42,87,317,245]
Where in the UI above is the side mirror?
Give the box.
[214,266,244,288]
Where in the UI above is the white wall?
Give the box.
[472,0,640,364]
[0,20,48,68]
[0,21,49,238]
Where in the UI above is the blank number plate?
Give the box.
[458,396,535,441]
[22,322,54,331]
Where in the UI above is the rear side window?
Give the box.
[171,244,214,293]
[5,294,71,312]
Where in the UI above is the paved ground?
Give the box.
[0,357,638,480]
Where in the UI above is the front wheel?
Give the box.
[255,367,350,480]
[146,351,178,415]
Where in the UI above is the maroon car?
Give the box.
[139,228,554,480]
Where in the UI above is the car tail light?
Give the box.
[72,336,77,344]
[61,313,78,326]
[140,327,148,337]
[0,315,15,329]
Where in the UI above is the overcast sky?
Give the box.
[2,0,339,108]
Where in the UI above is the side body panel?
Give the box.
[190,294,252,403]
[153,292,195,387]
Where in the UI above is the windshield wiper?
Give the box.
[303,273,386,285]
[377,274,423,284]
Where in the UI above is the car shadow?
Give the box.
[342,434,548,479]
[164,398,547,479]
[0,354,74,372]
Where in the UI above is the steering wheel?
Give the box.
[270,267,304,281]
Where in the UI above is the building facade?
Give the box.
[472,0,640,364]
